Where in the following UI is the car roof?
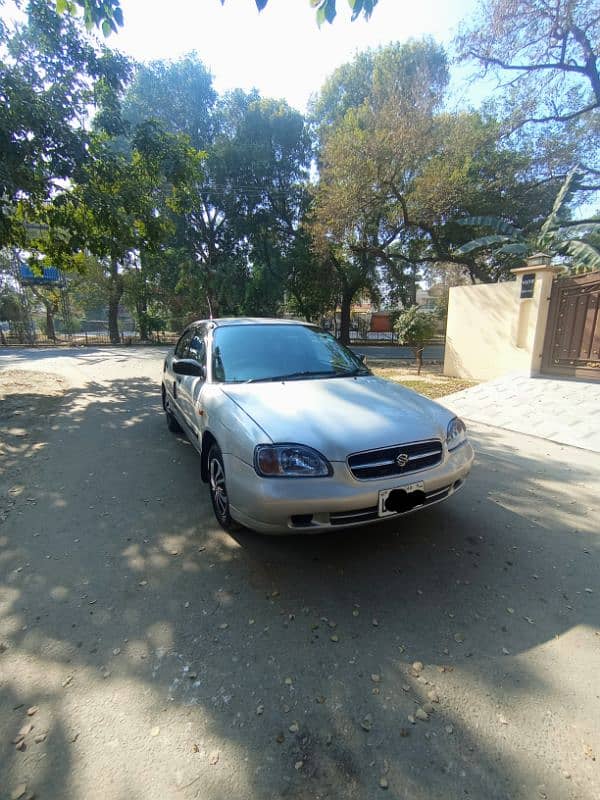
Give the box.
[187,317,316,329]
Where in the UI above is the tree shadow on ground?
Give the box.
[0,374,598,800]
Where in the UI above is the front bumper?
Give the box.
[225,441,474,534]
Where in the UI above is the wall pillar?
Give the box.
[510,255,563,376]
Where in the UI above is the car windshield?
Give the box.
[211,324,369,383]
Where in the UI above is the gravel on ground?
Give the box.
[369,359,477,398]
[0,348,598,800]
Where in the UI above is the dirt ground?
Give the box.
[0,371,68,526]
[368,360,477,399]
[0,347,598,800]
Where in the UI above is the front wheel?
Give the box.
[208,444,241,533]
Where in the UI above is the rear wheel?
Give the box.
[162,385,182,433]
[208,444,241,532]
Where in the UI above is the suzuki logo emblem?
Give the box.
[395,452,409,468]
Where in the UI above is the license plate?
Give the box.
[378,481,425,517]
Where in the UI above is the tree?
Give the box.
[310,38,559,333]
[456,0,600,127]
[0,0,131,247]
[122,59,313,322]
[221,97,313,317]
[455,0,600,188]
[123,54,216,151]
[393,305,437,374]
[284,230,339,322]
[455,167,600,271]
[53,0,380,32]
[0,282,30,343]
[36,124,204,343]
[310,40,451,342]
[310,38,448,132]
[29,284,61,340]
[54,0,123,35]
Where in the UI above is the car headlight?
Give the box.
[254,444,332,478]
[446,417,467,451]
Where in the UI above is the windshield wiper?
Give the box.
[246,370,338,383]
[336,367,370,377]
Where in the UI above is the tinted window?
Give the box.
[188,330,206,365]
[211,324,367,383]
[175,329,194,358]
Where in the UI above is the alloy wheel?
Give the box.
[209,455,228,519]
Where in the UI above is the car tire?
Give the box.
[208,444,242,533]
[162,386,182,433]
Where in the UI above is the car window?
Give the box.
[211,324,367,383]
[188,329,206,365]
[175,329,194,358]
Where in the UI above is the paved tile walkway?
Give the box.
[442,373,600,453]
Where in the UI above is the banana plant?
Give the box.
[454,167,600,273]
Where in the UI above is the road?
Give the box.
[0,347,598,800]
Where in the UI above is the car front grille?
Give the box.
[329,483,452,526]
[347,439,443,480]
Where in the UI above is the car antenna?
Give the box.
[206,294,213,320]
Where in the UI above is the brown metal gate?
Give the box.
[541,272,600,379]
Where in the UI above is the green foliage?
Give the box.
[456,0,600,132]
[312,0,379,26]
[54,0,123,35]
[455,0,600,189]
[311,39,448,131]
[220,0,379,25]
[8,4,596,345]
[28,113,205,341]
[310,38,560,296]
[394,305,437,346]
[457,235,515,255]
[310,39,454,333]
[455,170,600,272]
[539,166,581,243]
[555,239,600,272]
[0,284,25,324]
[393,305,437,373]
[120,57,314,320]
[0,0,131,247]
[285,232,339,321]
[56,0,381,33]
[122,55,216,150]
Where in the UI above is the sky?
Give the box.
[112,0,481,112]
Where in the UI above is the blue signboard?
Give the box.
[19,264,62,285]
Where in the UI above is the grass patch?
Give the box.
[390,378,477,399]
[368,361,477,399]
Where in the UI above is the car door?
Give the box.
[168,328,194,427]
[175,325,207,442]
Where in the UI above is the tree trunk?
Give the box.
[339,289,353,345]
[45,303,57,342]
[415,346,424,375]
[137,252,150,339]
[108,297,120,344]
[137,301,149,340]
[108,259,123,345]
[409,264,418,306]
[30,288,58,342]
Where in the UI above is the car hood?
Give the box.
[221,375,451,461]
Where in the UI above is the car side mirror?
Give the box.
[173,358,206,379]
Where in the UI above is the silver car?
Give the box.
[161,318,474,534]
